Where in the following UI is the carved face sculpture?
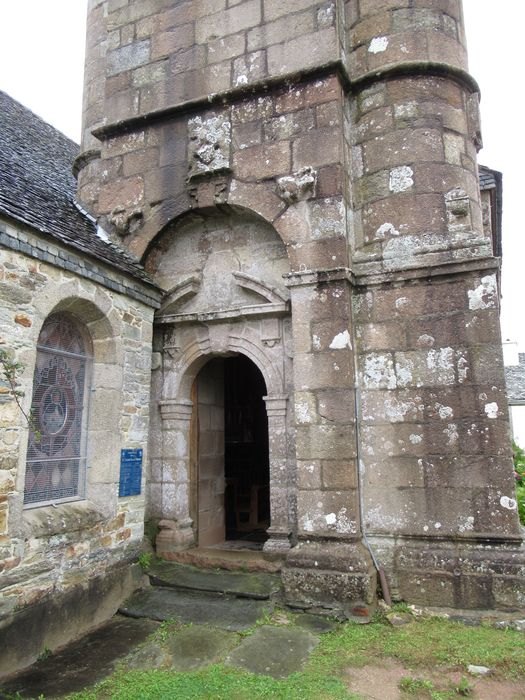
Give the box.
[193,134,221,166]
[187,115,231,177]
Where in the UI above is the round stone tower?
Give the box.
[76,0,524,614]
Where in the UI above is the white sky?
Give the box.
[0,1,523,348]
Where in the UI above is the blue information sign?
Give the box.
[119,448,143,497]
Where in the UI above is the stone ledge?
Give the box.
[0,562,144,677]
[23,500,105,539]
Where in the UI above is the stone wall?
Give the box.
[75,0,525,614]
[0,217,156,671]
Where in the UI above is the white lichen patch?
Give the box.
[500,496,517,510]
[325,512,337,525]
[295,401,312,424]
[383,396,423,423]
[435,403,454,420]
[395,102,418,119]
[467,274,497,310]
[333,507,357,534]
[394,358,413,387]
[457,355,469,383]
[443,423,458,445]
[409,433,422,444]
[312,334,321,350]
[329,329,352,350]
[363,353,396,389]
[376,222,400,239]
[395,296,409,310]
[458,515,475,533]
[389,165,413,193]
[426,347,454,372]
[368,36,389,53]
[484,402,499,419]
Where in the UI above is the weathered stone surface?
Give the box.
[225,625,319,679]
[166,626,234,671]
[119,588,273,630]
[148,561,282,600]
[0,616,157,697]
[5,3,519,677]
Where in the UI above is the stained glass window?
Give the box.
[24,313,92,506]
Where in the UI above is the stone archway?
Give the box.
[144,207,294,556]
[156,321,290,555]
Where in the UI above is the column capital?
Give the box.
[159,398,193,423]
[263,394,288,418]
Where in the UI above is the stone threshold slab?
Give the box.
[148,561,282,600]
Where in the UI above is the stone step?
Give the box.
[163,545,284,573]
[147,561,282,600]
[119,587,273,632]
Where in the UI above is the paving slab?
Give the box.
[293,612,339,634]
[120,587,272,631]
[148,560,282,600]
[0,616,157,699]
[122,641,172,670]
[225,625,319,679]
[166,626,235,671]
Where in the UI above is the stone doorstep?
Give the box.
[163,545,284,573]
[147,560,283,600]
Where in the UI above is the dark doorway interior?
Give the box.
[224,355,270,542]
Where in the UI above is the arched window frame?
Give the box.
[24,312,93,508]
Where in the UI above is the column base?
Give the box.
[263,529,292,554]
[156,519,195,557]
[282,539,377,619]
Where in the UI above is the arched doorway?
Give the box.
[192,354,270,548]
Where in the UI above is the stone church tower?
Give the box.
[76,0,524,613]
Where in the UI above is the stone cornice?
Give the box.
[88,60,479,143]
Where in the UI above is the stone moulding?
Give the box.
[156,303,289,326]
[90,61,479,142]
[232,271,290,303]
[156,273,290,325]
[158,275,202,316]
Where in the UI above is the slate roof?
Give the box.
[479,165,497,190]
[506,354,525,403]
[0,90,154,286]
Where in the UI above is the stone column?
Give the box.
[263,395,291,553]
[282,270,376,616]
[156,398,195,556]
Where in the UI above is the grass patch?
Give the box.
[66,665,353,700]
[306,616,525,679]
[36,614,525,699]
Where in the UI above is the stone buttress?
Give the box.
[75,0,525,613]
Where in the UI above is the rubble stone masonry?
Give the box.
[0,219,157,674]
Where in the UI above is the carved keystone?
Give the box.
[277,166,317,204]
